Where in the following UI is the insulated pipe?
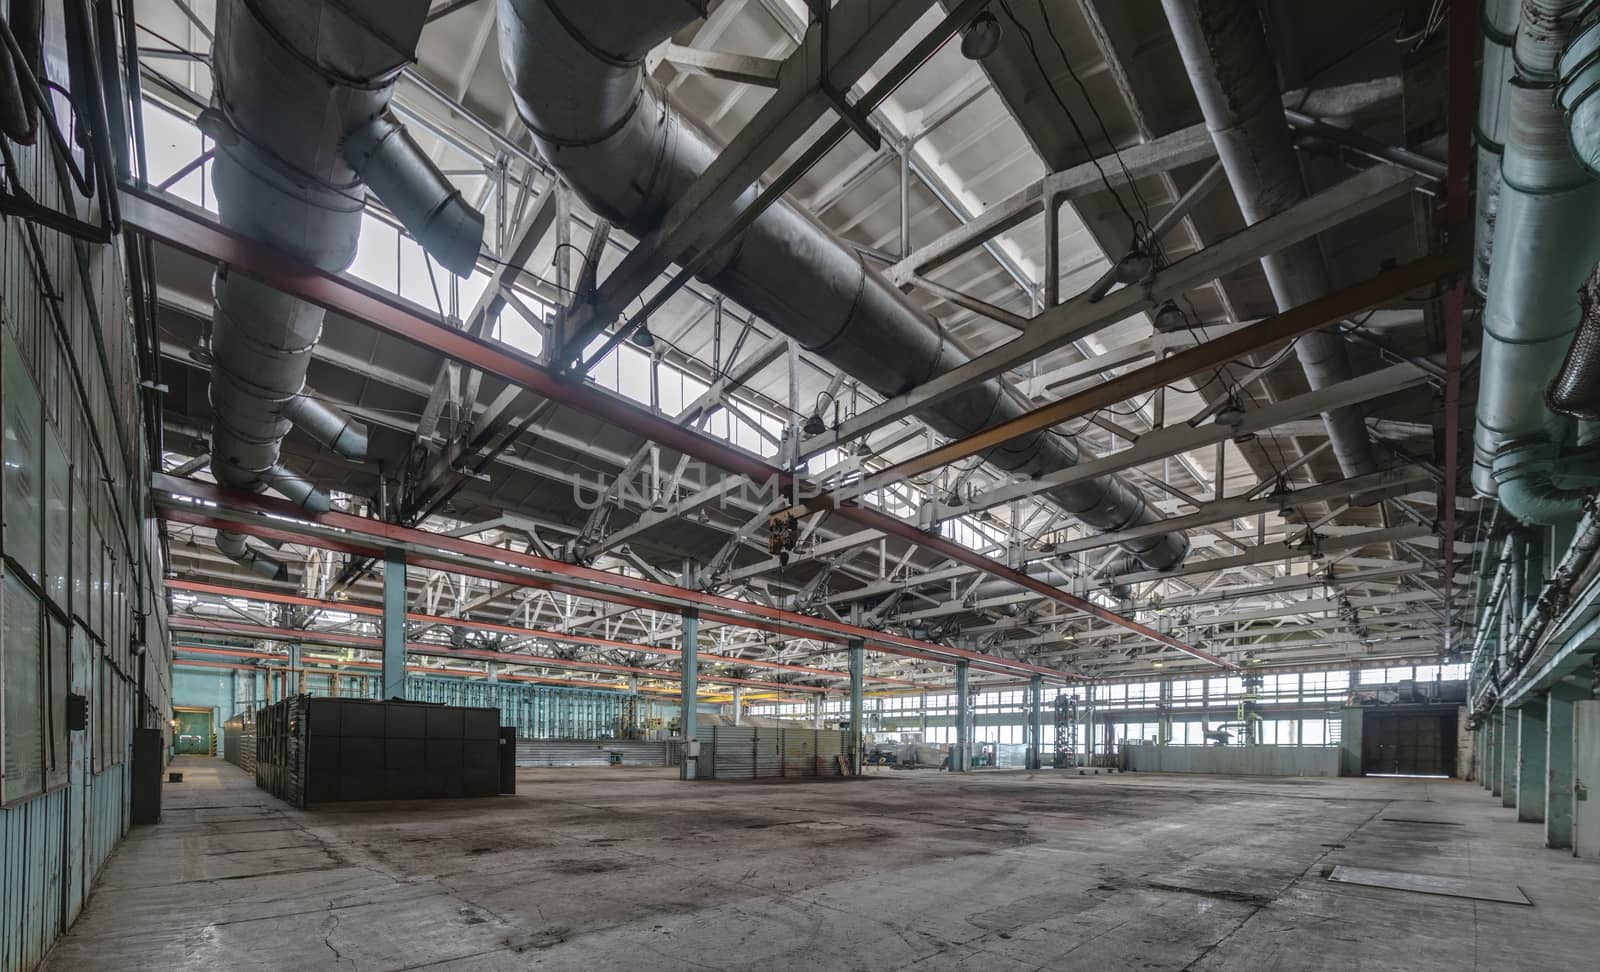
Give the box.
[0,20,28,143]
[281,391,369,460]
[1475,0,1519,295]
[1159,0,1376,481]
[1500,498,1600,687]
[497,0,1188,572]
[1,0,41,143]
[206,0,434,574]
[1548,263,1600,419]
[343,113,485,276]
[217,530,289,582]
[1471,0,1600,520]
[1551,21,1600,420]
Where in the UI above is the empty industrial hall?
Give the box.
[2,0,1599,969]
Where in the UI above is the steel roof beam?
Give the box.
[122,189,1222,667]
[152,473,1084,680]
[811,165,1422,457]
[164,576,927,687]
[778,254,1458,520]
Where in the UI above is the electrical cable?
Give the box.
[135,22,208,59]
[1030,0,1154,229]
[995,0,1144,246]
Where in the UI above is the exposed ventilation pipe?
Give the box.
[216,530,289,582]
[497,0,1189,574]
[205,0,482,575]
[1475,0,1519,295]
[343,113,485,275]
[1547,263,1600,419]
[1471,0,1600,524]
[1159,0,1376,481]
[1549,18,1600,420]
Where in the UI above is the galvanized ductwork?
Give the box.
[1549,15,1600,421]
[1547,262,1600,419]
[497,0,1188,574]
[1471,0,1600,524]
[343,112,485,275]
[1475,0,1519,295]
[206,0,482,576]
[1160,0,1376,481]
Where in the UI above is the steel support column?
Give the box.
[1484,713,1497,796]
[681,608,699,781]
[1502,709,1518,808]
[1547,679,1588,848]
[1029,675,1044,770]
[955,660,970,774]
[288,642,303,695]
[1517,701,1548,823]
[382,549,407,700]
[848,639,864,776]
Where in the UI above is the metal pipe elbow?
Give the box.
[343,113,485,276]
[260,464,332,514]
[1492,440,1587,525]
[282,391,369,461]
[216,530,289,582]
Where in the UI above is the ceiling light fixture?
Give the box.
[1152,300,1187,332]
[629,320,655,349]
[960,12,1001,59]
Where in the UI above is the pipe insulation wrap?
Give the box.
[496,0,1189,572]
[1558,16,1600,176]
[1548,263,1600,420]
[343,113,486,276]
[1474,0,1518,295]
[217,530,289,582]
[1472,0,1600,518]
[1549,19,1600,420]
[1160,0,1375,481]
[206,0,433,574]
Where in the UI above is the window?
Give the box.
[1173,679,1206,707]
[1171,721,1205,745]
[1260,720,1297,745]
[2,570,44,803]
[142,101,212,210]
[1300,719,1333,746]
[1262,674,1299,698]
[4,333,43,584]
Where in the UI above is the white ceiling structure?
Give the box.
[135,0,1465,693]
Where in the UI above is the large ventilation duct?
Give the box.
[1547,263,1600,419]
[1471,0,1600,524]
[206,0,483,576]
[1475,0,1519,295]
[497,0,1189,573]
[1549,16,1600,420]
[1160,0,1376,481]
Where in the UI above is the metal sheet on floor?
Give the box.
[1327,865,1531,905]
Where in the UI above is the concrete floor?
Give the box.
[41,756,1599,971]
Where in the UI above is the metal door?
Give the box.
[1362,712,1452,775]
[1574,700,1600,860]
[173,709,213,755]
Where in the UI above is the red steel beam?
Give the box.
[171,644,707,697]
[164,577,925,687]
[153,473,1087,679]
[124,188,1220,669]
[168,616,836,694]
